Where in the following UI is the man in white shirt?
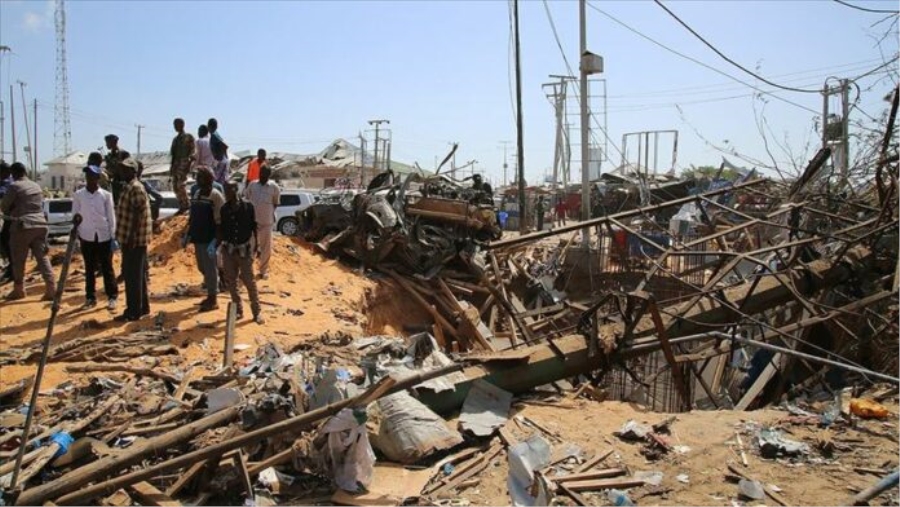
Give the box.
[72,165,118,310]
[194,124,216,171]
[243,165,279,279]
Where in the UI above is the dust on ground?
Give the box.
[461,399,899,506]
[0,216,410,391]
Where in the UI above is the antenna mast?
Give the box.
[54,0,72,156]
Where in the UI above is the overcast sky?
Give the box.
[0,0,897,185]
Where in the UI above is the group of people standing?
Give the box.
[0,116,280,327]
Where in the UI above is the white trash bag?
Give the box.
[320,408,375,492]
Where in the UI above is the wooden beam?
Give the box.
[126,482,182,507]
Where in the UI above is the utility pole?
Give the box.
[9,85,15,163]
[514,0,526,233]
[1,100,5,161]
[499,140,511,187]
[822,78,851,185]
[18,81,34,177]
[33,99,37,179]
[578,0,604,246]
[358,131,366,188]
[543,75,575,191]
[368,119,389,178]
[135,124,144,158]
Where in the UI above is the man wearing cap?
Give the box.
[114,158,152,321]
[73,164,118,310]
[0,162,56,300]
[169,118,195,212]
[104,134,130,205]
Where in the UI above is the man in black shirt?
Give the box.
[219,181,264,324]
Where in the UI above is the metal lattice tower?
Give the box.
[54,0,71,156]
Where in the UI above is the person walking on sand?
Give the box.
[0,162,56,301]
[72,164,118,311]
[219,181,265,324]
[243,164,279,280]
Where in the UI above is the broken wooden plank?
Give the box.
[565,478,645,492]
[65,364,178,384]
[553,468,627,483]
[164,461,206,497]
[126,482,182,507]
[576,449,615,473]
[233,451,254,500]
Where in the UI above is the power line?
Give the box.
[653,0,821,94]
[833,0,899,14]
[586,1,820,115]
[606,58,890,99]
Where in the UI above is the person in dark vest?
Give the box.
[186,167,224,312]
[219,181,264,324]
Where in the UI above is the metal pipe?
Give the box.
[10,226,79,489]
[717,332,899,385]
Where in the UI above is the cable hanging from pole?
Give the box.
[832,0,899,15]
[653,0,823,94]
[586,2,820,115]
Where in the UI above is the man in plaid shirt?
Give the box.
[114,158,153,322]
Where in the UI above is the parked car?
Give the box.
[275,189,318,235]
[158,191,181,220]
[43,198,74,237]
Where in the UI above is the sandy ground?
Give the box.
[1,218,898,506]
[0,216,396,392]
[461,399,900,506]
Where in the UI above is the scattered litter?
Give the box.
[615,420,652,441]
[508,435,551,506]
[756,428,809,458]
[460,380,512,437]
[738,479,765,500]
[850,398,891,419]
[634,471,664,486]
[676,474,690,484]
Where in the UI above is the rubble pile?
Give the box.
[0,90,898,506]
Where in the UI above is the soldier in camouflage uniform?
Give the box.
[104,135,131,205]
[169,118,195,212]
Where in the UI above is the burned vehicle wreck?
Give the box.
[297,170,502,274]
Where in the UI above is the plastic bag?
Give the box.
[321,408,375,492]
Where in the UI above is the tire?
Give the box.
[278,217,299,236]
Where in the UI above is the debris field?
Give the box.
[1,91,899,507]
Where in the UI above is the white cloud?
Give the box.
[22,1,54,32]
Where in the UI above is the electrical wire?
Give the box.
[607,58,890,99]
[833,0,900,14]
[653,0,821,94]
[586,1,820,115]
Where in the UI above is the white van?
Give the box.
[43,198,74,237]
[275,189,318,235]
